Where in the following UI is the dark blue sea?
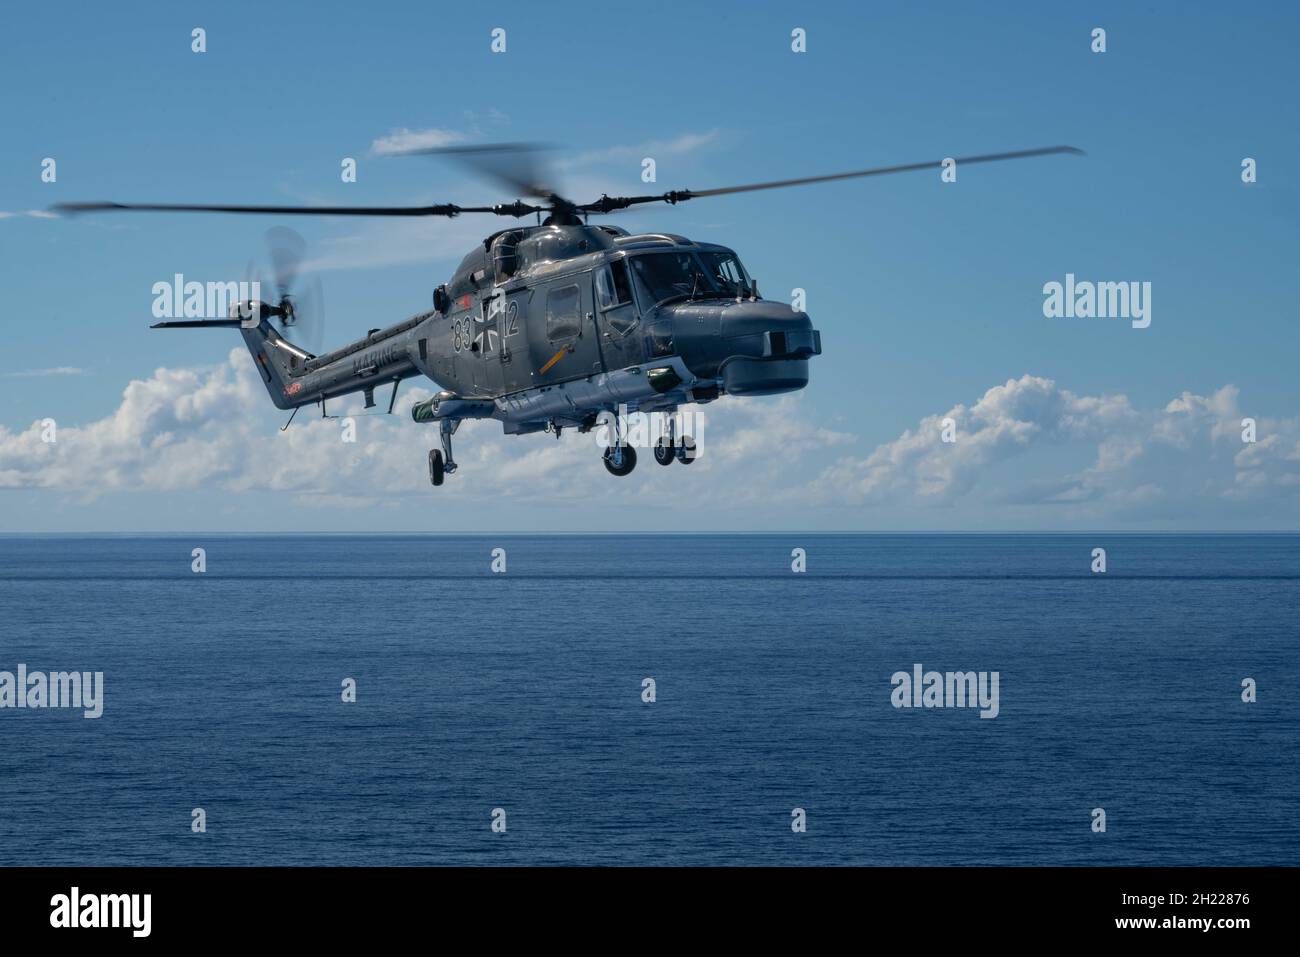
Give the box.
[0,534,1296,866]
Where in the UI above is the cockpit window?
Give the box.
[698,251,749,296]
[629,253,712,306]
[629,251,749,306]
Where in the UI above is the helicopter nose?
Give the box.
[666,300,822,396]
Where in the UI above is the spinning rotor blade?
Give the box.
[265,226,305,300]
[53,144,1082,223]
[577,145,1085,213]
[293,273,326,355]
[245,259,266,301]
[389,141,562,203]
[53,144,563,220]
[53,201,493,217]
[242,232,325,354]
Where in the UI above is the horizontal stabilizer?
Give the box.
[151,319,246,329]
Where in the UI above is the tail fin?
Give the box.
[152,316,310,410]
[240,320,311,409]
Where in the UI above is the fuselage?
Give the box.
[244,224,821,434]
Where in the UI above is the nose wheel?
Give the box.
[603,408,637,476]
[603,444,638,476]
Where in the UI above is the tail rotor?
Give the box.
[259,227,324,355]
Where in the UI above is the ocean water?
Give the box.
[0,533,1296,866]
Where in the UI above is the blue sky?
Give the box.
[1,0,1297,531]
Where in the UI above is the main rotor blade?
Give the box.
[53,145,1083,222]
[52,201,498,217]
[390,141,570,206]
[579,145,1084,213]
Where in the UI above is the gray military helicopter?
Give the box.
[55,143,1080,486]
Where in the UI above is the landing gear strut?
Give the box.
[653,412,697,465]
[429,419,460,487]
[603,409,637,477]
[654,413,676,466]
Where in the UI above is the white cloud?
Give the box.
[0,350,843,507]
[813,375,1300,521]
[560,130,722,169]
[1,367,86,378]
[369,111,510,158]
[2,362,1295,527]
[0,210,58,220]
[369,127,470,156]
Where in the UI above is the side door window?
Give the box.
[547,284,582,341]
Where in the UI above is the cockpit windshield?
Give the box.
[629,250,750,307]
[629,253,710,306]
[697,251,750,297]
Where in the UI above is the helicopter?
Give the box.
[54,143,1081,487]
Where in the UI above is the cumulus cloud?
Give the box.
[813,374,1299,521]
[0,350,845,508]
[2,363,1295,526]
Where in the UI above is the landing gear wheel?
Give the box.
[428,449,445,486]
[654,439,675,466]
[676,436,697,464]
[603,445,638,477]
